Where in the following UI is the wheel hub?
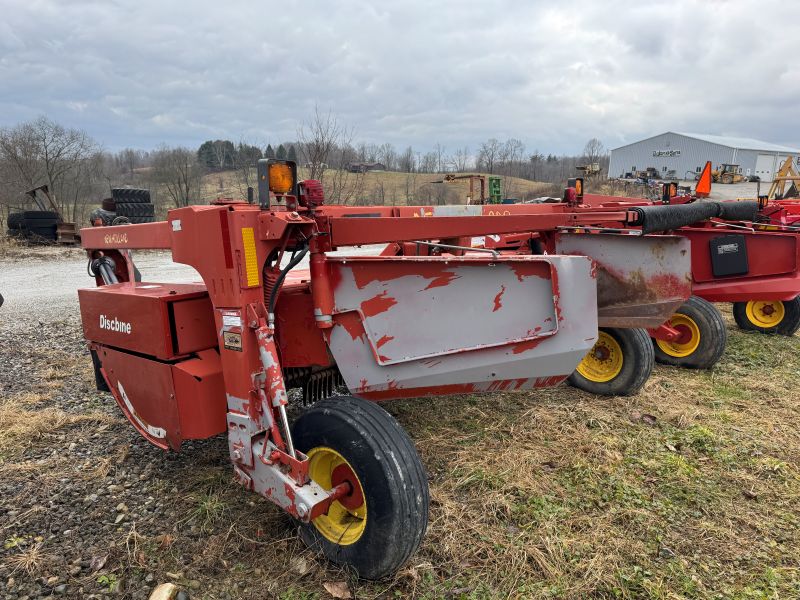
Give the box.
[576,331,623,383]
[656,313,701,357]
[746,300,785,328]
[307,447,367,545]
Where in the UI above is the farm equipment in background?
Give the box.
[429,174,503,204]
[570,178,800,336]
[6,185,78,244]
[711,163,746,184]
[77,159,733,579]
[576,162,601,177]
[765,156,800,200]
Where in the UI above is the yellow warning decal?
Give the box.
[241,227,260,287]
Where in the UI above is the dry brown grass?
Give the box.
[0,392,116,460]
[1,306,797,599]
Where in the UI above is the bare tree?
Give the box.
[434,143,446,173]
[583,138,605,163]
[398,146,415,173]
[297,107,343,180]
[478,139,501,174]
[151,146,205,208]
[452,146,471,172]
[0,116,102,222]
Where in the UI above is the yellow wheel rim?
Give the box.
[576,331,624,382]
[307,447,367,545]
[656,313,701,357]
[745,300,785,328]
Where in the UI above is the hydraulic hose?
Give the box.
[267,243,309,316]
[628,200,760,234]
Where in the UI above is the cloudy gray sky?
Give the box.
[0,0,795,154]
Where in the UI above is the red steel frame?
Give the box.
[79,179,708,524]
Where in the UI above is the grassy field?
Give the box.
[1,301,798,599]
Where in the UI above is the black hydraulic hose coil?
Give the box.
[628,203,721,234]
[717,201,758,222]
[267,244,309,315]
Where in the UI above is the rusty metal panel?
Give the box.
[324,255,598,400]
[555,233,692,328]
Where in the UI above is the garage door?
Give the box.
[755,154,776,182]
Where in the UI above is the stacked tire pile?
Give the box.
[90,188,156,226]
[6,210,60,242]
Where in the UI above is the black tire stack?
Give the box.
[112,188,155,224]
[6,210,60,242]
[90,189,156,226]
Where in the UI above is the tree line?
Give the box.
[0,114,608,226]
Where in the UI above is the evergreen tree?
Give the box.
[276,144,287,160]
[265,144,275,158]
[287,145,297,161]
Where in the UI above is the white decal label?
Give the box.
[171,219,182,231]
[99,314,132,334]
[222,314,242,328]
[118,382,166,439]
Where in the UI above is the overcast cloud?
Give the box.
[0,0,796,154]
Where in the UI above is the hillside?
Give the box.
[198,168,555,206]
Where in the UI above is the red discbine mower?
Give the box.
[78,160,730,578]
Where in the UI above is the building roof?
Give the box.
[675,132,800,153]
[611,132,800,154]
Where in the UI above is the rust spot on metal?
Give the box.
[361,291,398,317]
[492,285,506,312]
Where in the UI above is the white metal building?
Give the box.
[608,132,800,182]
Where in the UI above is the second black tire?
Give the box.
[568,327,654,396]
[116,202,155,218]
[653,296,727,368]
[111,188,151,204]
[733,297,800,336]
[292,395,428,580]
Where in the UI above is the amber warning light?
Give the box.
[257,159,297,206]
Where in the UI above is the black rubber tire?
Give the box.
[733,298,800,336]
[292,395,429,580]
[89,208,116,226]
[23,217,59,228]
[111,188,151,204]
[0,293,3,308]
[7,213,25,229]
[101,198,116,211]
[116,202,155,218]
[567,328,654,396]
[653,296,727,369]
[25,225,57,239]
[22,210,59,219]
[128,215,156,224]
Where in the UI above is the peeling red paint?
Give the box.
[335,312,366,341]
[534,375,568,387]
[423,271,459,290]
[510,337,545,354]
[508,261,550,282]
[361,291,398,317]
[492,285,506,312]
[359,382,479,401]
[376,334,394,348]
